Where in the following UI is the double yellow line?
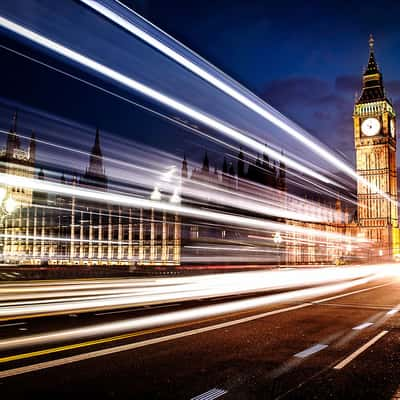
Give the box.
[0,308,253,364]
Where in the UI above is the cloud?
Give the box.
[262,77,331,109]
[335,75,359,94]
[314,110,331,121]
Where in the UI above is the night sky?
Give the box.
[1,0,400,170]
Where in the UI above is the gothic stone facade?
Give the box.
[0,120,180,266]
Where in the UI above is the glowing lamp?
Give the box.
[273,232,283,245]
[4,197,17,214]
[150,186,162,201]
[170,188,181,204]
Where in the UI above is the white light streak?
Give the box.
[0,16,336,186]
[80,0,394,204]
[0,265,395,351]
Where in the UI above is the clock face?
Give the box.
[361,117,381,136]
[390,119,396,138]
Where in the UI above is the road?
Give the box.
[0,267,399,399]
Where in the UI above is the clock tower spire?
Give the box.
[353,35,399,258]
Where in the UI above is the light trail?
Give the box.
[0,265,391,319]
[0,30,358,213]
[80,0,393,205]
[0,264,396,350]
[0,172,367,243]
[0,15,339,186]
[0,118,340,223]
[0,43,331,199]
[0,20,380,218]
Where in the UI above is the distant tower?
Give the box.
[29,132,36,163]
[353,35,398,255]
[81,128,107,189]
[6,111,21,158]
[202,151,210,174]
[181,154,188,179]
[0,111,35,205]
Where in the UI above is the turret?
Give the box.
[6,111,20,158]
[181,154,188,179]
[82,128,107,189]
[202,151,209,173]
[29,131,36,162]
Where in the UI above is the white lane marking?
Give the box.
[333,330,388,370]
[387,309,398,316]
[313,282,393,304]
[191,388,227,400]
[68,314,78,318]
[294,343,328,358]
[18,327,28,331]
[0,303,310,379]
[352,322,374,331]
[0,322,26,328]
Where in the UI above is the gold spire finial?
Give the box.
[369,34,374,51]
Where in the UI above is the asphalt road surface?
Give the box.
[0,271,399,399]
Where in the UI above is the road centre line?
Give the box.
[0,303,310,378]
[94,303,180,316]
[333,330,388,370]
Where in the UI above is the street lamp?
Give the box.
[150,186,162,201]
[170,188,181,204]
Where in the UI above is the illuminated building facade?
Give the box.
[0,121,180,266]
[353,35,399,256]
[285,199,359,264]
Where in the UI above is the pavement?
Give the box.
[0,271,399,399]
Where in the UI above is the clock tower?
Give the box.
[353,35,399,256]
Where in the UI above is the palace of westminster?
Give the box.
[0,35,398,266]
